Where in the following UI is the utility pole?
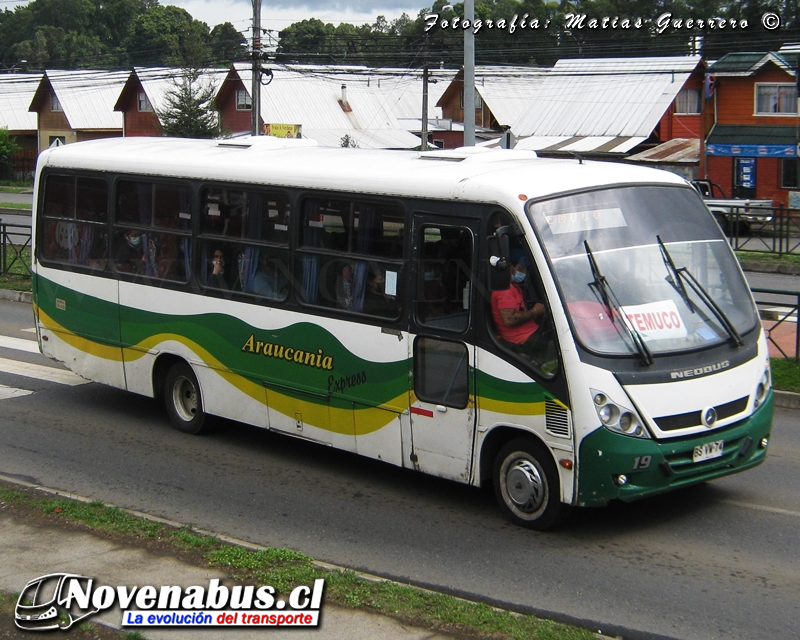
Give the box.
[251,0,262,136]
[421,64,429,151]
[463,0,475,146]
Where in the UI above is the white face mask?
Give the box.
[128,235,141,247]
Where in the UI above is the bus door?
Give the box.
[408,216,479,483]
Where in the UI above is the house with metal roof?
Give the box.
[704,51,798,206]
[215,64,425,149]
[114,67,227,136]
[0,73,41,177]
[435,66,548,147]
[28,69,129,152]
[508,56,704,157]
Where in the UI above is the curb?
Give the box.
[740,260,800,275]
[1,287,799,409]
[0,473,625,640]
[774,390,800,410]
[0,287,32,303]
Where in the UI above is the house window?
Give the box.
[50,94,62,112]
[781,159,800,189]
[137,91,153,112]
[674,88,701,114]
[236,89,251,111]
[459,88,483,110]
[755,84,797,114]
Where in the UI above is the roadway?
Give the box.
[0,298,798,640]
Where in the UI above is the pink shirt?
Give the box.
[491,285,539,344]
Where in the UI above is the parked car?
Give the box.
[690,179,773,234]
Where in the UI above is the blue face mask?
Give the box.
[512,270,526,284]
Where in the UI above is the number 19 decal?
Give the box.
[633,455,652,470]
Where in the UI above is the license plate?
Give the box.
[693,440,724,463]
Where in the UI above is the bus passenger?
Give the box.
[115,229,145,274]
[491,249,547,359]
[362,268,396,317]
[252,252,288,300]
[208,248,228,289]
[336,263,354,310]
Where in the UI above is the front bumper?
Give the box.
[576,391,773,507]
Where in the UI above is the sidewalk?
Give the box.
[0,511,453,640]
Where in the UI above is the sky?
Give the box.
[1,1,430,36]
[169,1,428,34]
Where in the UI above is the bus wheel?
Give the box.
[493,438,567,530]
[164,363,211,434]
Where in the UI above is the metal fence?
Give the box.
[2,217,798,360]
[723,205,800,256]
[752,287,800,361]
[0,219,31,276]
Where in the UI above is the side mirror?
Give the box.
[487,234,511,292]
[487,234,510,270]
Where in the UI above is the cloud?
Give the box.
[265,0,426,10]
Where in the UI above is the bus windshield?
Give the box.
[527,185,758,358]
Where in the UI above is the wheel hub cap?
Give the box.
[506,460,544,512]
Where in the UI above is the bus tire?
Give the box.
[493,438,568,530]
[164,362,211,435]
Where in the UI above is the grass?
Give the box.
[0,245,31,291]
[771,358,800,393]
[0,201,31,209]
[0,182,32,191]
[0,485,597,640]
[1,245,799,392]
[736,250,800,266]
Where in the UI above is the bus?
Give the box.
[31,136,773,530]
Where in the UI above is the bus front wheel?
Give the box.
[493,438,568,530]
[164,362,211,435]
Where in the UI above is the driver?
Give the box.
[491,249,547,356]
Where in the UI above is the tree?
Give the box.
[0,127,20,180]
[125,5,210,67]
[276,18,334,62]
[157,69,218,139]
[208,22,247,64]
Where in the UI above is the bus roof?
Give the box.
[36,136,688,205]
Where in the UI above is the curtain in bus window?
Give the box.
[72,224,93,266]
[179,188,191,279]
[351,204,375,313]
[241,195,264,292]
[301,201,321,303]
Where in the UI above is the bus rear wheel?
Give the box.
[164,362,211,434]
[493,438,568,530]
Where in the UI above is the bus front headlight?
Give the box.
[591,389,650,439]
[754,362,771,408]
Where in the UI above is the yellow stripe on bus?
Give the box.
[38,309,125,361]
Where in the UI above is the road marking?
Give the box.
[21,328,37,333]
[0,335,40,354]
[721,499,800,519]
[0,383,33,399]
[0,357,88,386]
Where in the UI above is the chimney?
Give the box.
[338,84,352,113]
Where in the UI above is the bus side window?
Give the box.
[417,225,472,333]
[413,337,469,409]
[486,240,559,378]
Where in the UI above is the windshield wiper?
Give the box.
[584,241,653,365]
[657,234,694,313]
[656,236,743,347]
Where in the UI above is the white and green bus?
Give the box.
[31,136,772,529]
